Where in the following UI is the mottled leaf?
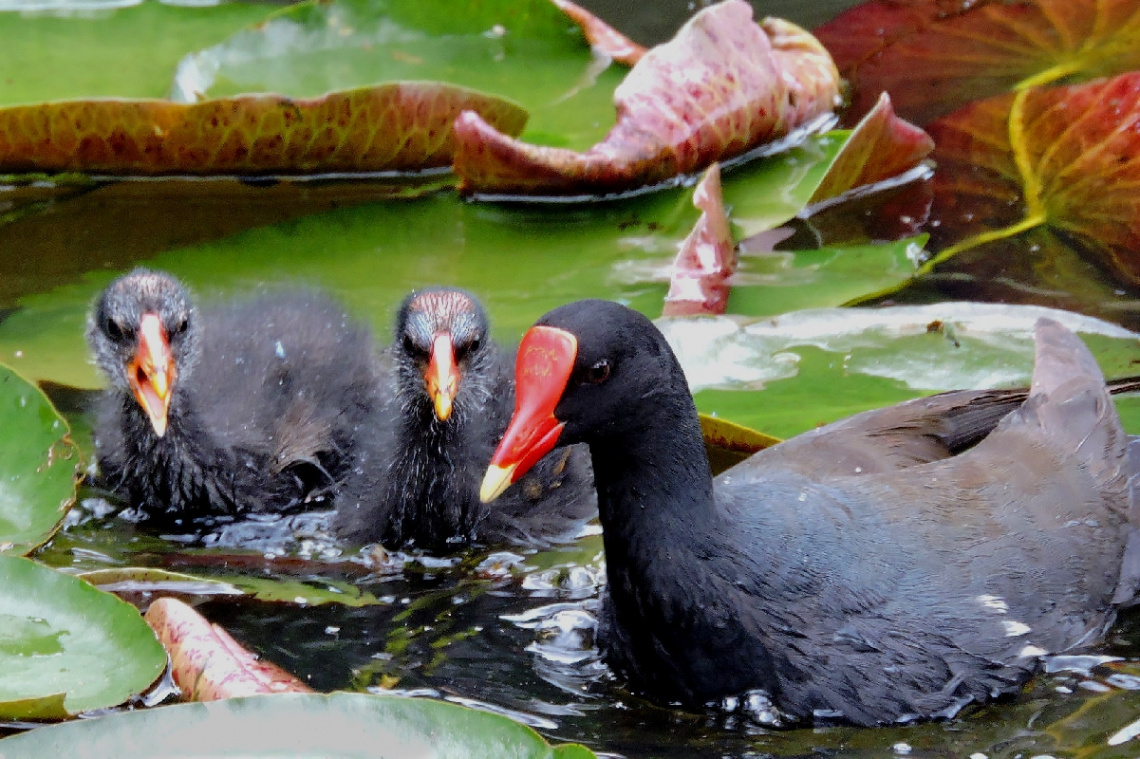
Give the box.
[550,0,647,65]
[663,163,735,316]
[815,0,1140,126]
[0,364,77,555]
[810,92,933,203]
[453,1,840,196]
[0,692,597,758]
[923,73,1140,283]
[0,85,527,176]
[145,597,314,700]
[0,555,165,718]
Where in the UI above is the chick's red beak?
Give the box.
[480,326,576,503]
[127,312,176,437]
[426,332,459,422]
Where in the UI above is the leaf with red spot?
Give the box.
[810,92,933,203]
[550,0,647,66]
[815,0,1140,126]
[145,597,314,700]
[923,73,1140,285]
[0,84,527,176]
[453,0,840,197]
[663,163,735,316]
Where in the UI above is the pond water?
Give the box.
[4,0,1140,757]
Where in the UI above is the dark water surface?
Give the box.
[8,1,1140,757]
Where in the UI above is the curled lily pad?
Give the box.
[815,0,1140,127]
[924,73,1140,282]
[550,0,647,65]
[453,1,840,196]
[663,163,735,316]
[0,692,597,758]
[0,85,527,176]
[145,597,313,701]
[0,364,77,555]
[0,555,165,719]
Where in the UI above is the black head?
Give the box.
[87,268,198,437]
[393,287,492,422]
[481,299,686,502]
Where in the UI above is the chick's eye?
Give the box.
[402,334,420,356]
[171,318,188,336]
[104,317,126,341]
[586,359,611,384]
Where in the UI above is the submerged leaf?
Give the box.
[550,0,647,65]
[0,85,527,176]
[815,0,1140,126]
[0,555,165,718]
[453,1,840,196]
[810,92,933,203]
[145,597,314,700]
[924,73,1140,282]
[0,364,77,555]
[663,163,735,316]
[0,692,597,758]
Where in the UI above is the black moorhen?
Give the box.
[333,287,594,550]
[480,300,1140,726]
[87,268,381,526]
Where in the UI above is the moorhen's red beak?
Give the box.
[426,332,459,422]
[480,326,577,503]
[127,312,176,437]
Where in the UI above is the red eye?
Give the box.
[586,359,611,384]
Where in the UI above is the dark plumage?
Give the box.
[333,287,594,550]
[481,300,1140,726]
[87,268,381,526]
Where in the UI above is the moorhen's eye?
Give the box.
[586,359,612,384]
[104,316,127,342]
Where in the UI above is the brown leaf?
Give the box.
[663,163,735,316]
[550,0,647,66]
[925,72,1140,284]
[453,1,839,196]
[815,0,1140,126]
[810,92,933,203]
[0,84,527,176]
[145,597,313,700]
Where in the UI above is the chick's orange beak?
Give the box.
[127,312,176,437]
[426,332,459,422]
[480,326,577,503]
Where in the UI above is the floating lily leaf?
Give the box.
[659,301,1140,438]
[0,85,527,176]
[809,92,933,203]
[550,0,647,65]
[663,163,734,316]
[145,597,314,700]
[815,0,1140,126]
[0,692,596,758]
[453,2,840,196]
[0,364,77,555]
[699,413,781,475]
[177,0,624,153]
[0,555,165,719]
[923,73,1140,282]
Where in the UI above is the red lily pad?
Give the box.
[453,1,840,196]
[663,163,735,316]
[551,0,647,66]
[924,73,1140,284]
[815,0,1140,126]
[0,84,527,176]
[145,597,314,700]
[810,92,933,203]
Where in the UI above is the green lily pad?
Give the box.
[0,691,597,758]
[0,554,166,719]
[178,0,626,152]
[0,2,274,108]
[0,364,77,555]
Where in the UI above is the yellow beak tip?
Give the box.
[480,464,516,503]
[433,395,454,422]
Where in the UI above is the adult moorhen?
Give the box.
[480,300,1140,726]
[333,287,594,550]
[87,268,382,526]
